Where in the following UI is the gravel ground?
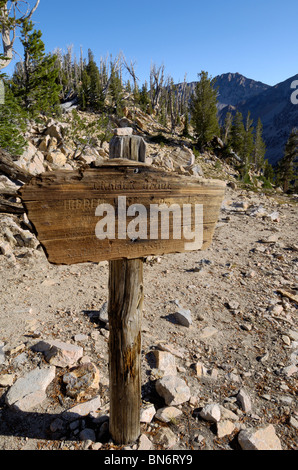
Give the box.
[0,187,297,451]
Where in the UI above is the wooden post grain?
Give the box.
[108,132,145,444]
[108,258,143,444]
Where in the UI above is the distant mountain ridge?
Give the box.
[181,72,298,165]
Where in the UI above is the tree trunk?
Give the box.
[0,149,32,183]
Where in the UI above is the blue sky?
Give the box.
[4,0,298,86]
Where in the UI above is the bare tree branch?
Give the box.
[0,0,40,70]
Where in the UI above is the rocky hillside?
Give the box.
[0,111,297,451]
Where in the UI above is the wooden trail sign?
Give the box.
[19,135,225,445]
[19,161,226,265]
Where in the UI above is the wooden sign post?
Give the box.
[19,132,226,445]
[108,133,145,444]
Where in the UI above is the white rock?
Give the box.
[155,406,183,423]
[199,403,221,423]
[138,434,153,450]
[237,388,252,412]
[155,375,190,406]
[140,404,156,423]
[199,326,218,340]
[32,339,83,368]
[238,424,282,450]
[153,350,177,375]
[113,127,133,136]
[0,373,14,387]
[217,420,236,438]
[63,396,102,421]
[219,405,239,422]
[5,366,56,411]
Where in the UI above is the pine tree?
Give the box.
[189,71,219,148]
[0,75,27,155]
[253,118,266,171]
[138,81,151,113]
[229,111,245,157]
[12,19,60,116]
[243,111,254,164]
[86,49,104,111]
[277,128,298,192]
[78,49,104,111]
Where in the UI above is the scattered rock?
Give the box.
[217,420,236,438]
[237,389,252,413]
[199,403,221,423]
[138,434,153,450]
[5,366,56,411]
[32,339,83,368]
[140,404,156,423]
[62,396,102,421]
[155,375,191,406]
[199,326,218,340]
[154,427,177,449]
[153,350,177,375]
[238,424,282,450]
[62,362,100,400]
[174,307,192,327]
[155,406,183,423]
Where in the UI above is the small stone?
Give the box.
[74,333,88,342]
[0,343,6,365]
[155,375,190,406]
[154,427,177,449]
[287,329,298,342]
[138,434,153,450]
[226,300,240,310]
[199,326,218,340]
[153,350,176,375]
[281,335,291,346]
[140,404,156,423]
[156,342,185,358]
[174,308,192,327]
[281,364,297,377]
[46,151,67,167]
[92,442,103,450]
[217,420,236,438]
[219,405,239,421]
[199,403,221,423]
[155,406,183,423]
[63,396,102,421]
[50,418,65,433]
[98,301,109,325]
[113,127,133,136]
[0,374,14,387]
[79,428,96,442]
[261,234,279,244]
[238,424,282,450]
[289,416,298,430]
[237,388,252,413]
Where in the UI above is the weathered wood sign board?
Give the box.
[19,159,226,265]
